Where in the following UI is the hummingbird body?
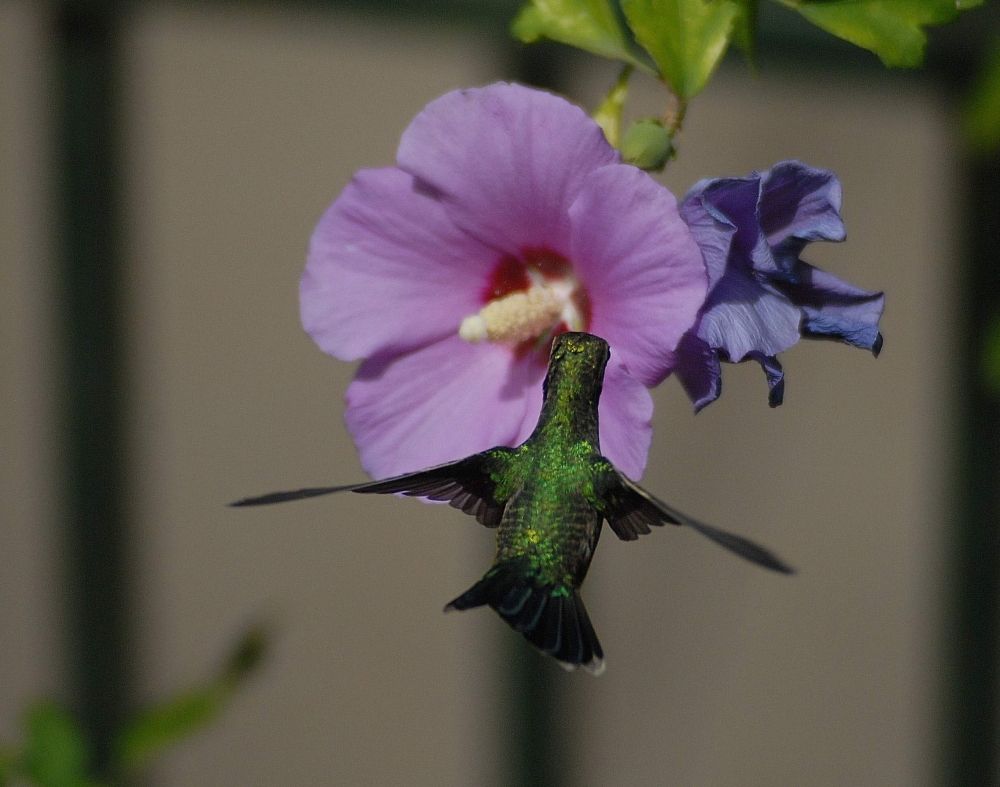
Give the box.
[444,335,612,671]
[233,332,792,674]
[495,334,608,591]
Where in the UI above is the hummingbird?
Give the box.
[232,332,792,674]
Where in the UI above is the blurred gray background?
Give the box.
[0,1,977,785]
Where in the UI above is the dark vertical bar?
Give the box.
[943,151,1000,787]
[498,37,573,787]
[924,19,1000,781]
[52,0,131,776]
[502,642,573,787]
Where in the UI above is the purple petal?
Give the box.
[597,357,654,481]
[569,164,707,388]
[697,275,802,362]
[677,184,737,289]
[684,176,781,277]
[676,160,878,413]
[302,168,498,361]
[345,335,531,479]
[776,261,885,353]
[745,351,785,407]
[760,161,846,263]
[397,83,618,258]
[674,333,722,413]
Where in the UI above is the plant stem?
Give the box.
[592,64,633,148]
[662,89,688,138]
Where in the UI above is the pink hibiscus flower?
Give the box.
[301,83,707,481]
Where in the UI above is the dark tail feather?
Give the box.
[445,562,605,675]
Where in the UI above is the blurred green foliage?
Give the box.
[966,36,1000,153]
[22,705,97,787]
[982,317,1000,394]
[0,627,267,787]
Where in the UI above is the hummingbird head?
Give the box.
[542,332,611,407]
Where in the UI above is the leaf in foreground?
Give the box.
[512,0,654,72]
[623,0,741,100]
[773,0,962,68]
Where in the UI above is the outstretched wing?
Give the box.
[592,459,793,574]
[230,447,515,528]
[230,484,361,507]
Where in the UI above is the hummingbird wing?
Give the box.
[593,460,793,574]
[351,448,514,527]
[231,447,515,528]
[230,484,362,507]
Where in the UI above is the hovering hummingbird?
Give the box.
[233,332,792,674]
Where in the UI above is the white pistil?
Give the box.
[459,286,565,345]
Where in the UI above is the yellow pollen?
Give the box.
[459,286,564,345]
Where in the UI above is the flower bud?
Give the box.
[621,120,673,172]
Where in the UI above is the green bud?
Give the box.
[621,119,673,172]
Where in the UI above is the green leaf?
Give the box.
[965,36,1000,153]
[622,0,741,100]
[512,0,654,72]
[22,704,90,787]
[773,0,959,68]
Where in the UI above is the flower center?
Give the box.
[459,250,589,348]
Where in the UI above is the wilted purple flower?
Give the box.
[675,161,884,412]
[302,83,707,480]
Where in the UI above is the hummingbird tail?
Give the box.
[445,562,605,676]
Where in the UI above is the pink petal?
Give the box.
[302,167,498,361]
[597,357,653,481]
[396,83,618,258]
[570,164,708,387]
[345,334,532,479]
